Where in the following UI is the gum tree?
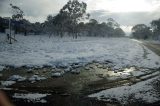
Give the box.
[53,0,88,38]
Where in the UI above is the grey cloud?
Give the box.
[90,10,160,26]
[0,0,68,22]
[0,0,160,25]
[0,0,11,16]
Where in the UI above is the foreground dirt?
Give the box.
[0,60,160,106]
[0,62,121,106]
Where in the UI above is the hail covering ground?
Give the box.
[0,33,160,104]
[0,33,160,69]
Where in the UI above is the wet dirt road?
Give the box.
[141,41,160,56]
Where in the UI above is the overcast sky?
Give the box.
[1,0,160,33]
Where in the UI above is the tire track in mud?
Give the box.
[82,69,160,95]
[141,45,150,59]
[141,41,160,56]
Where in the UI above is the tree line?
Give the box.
[131,19,160,40]
[0,0,125,38]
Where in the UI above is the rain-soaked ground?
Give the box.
[0,60,160,106]
[0,42,160,106]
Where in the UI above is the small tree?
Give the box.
[9,4,24,44]
[10,4,24,33]
[7,4,23,44]
[10,4,24,21]
[44,15,55,36]
[114,28,125,37]
[131,24,152,39]
[106,18,120,29]
[87,19,98,36]
[151,19,160,40]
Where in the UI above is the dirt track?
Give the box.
[141,41,160,56]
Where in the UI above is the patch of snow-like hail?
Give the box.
[28,75,46,83]
[12,93,50,103]
[7,75,26,82]
[0,65,5,72]
[1,81,16,86]
[8,75,26,81]
[51,72,63,77]
[88,77,160,105]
